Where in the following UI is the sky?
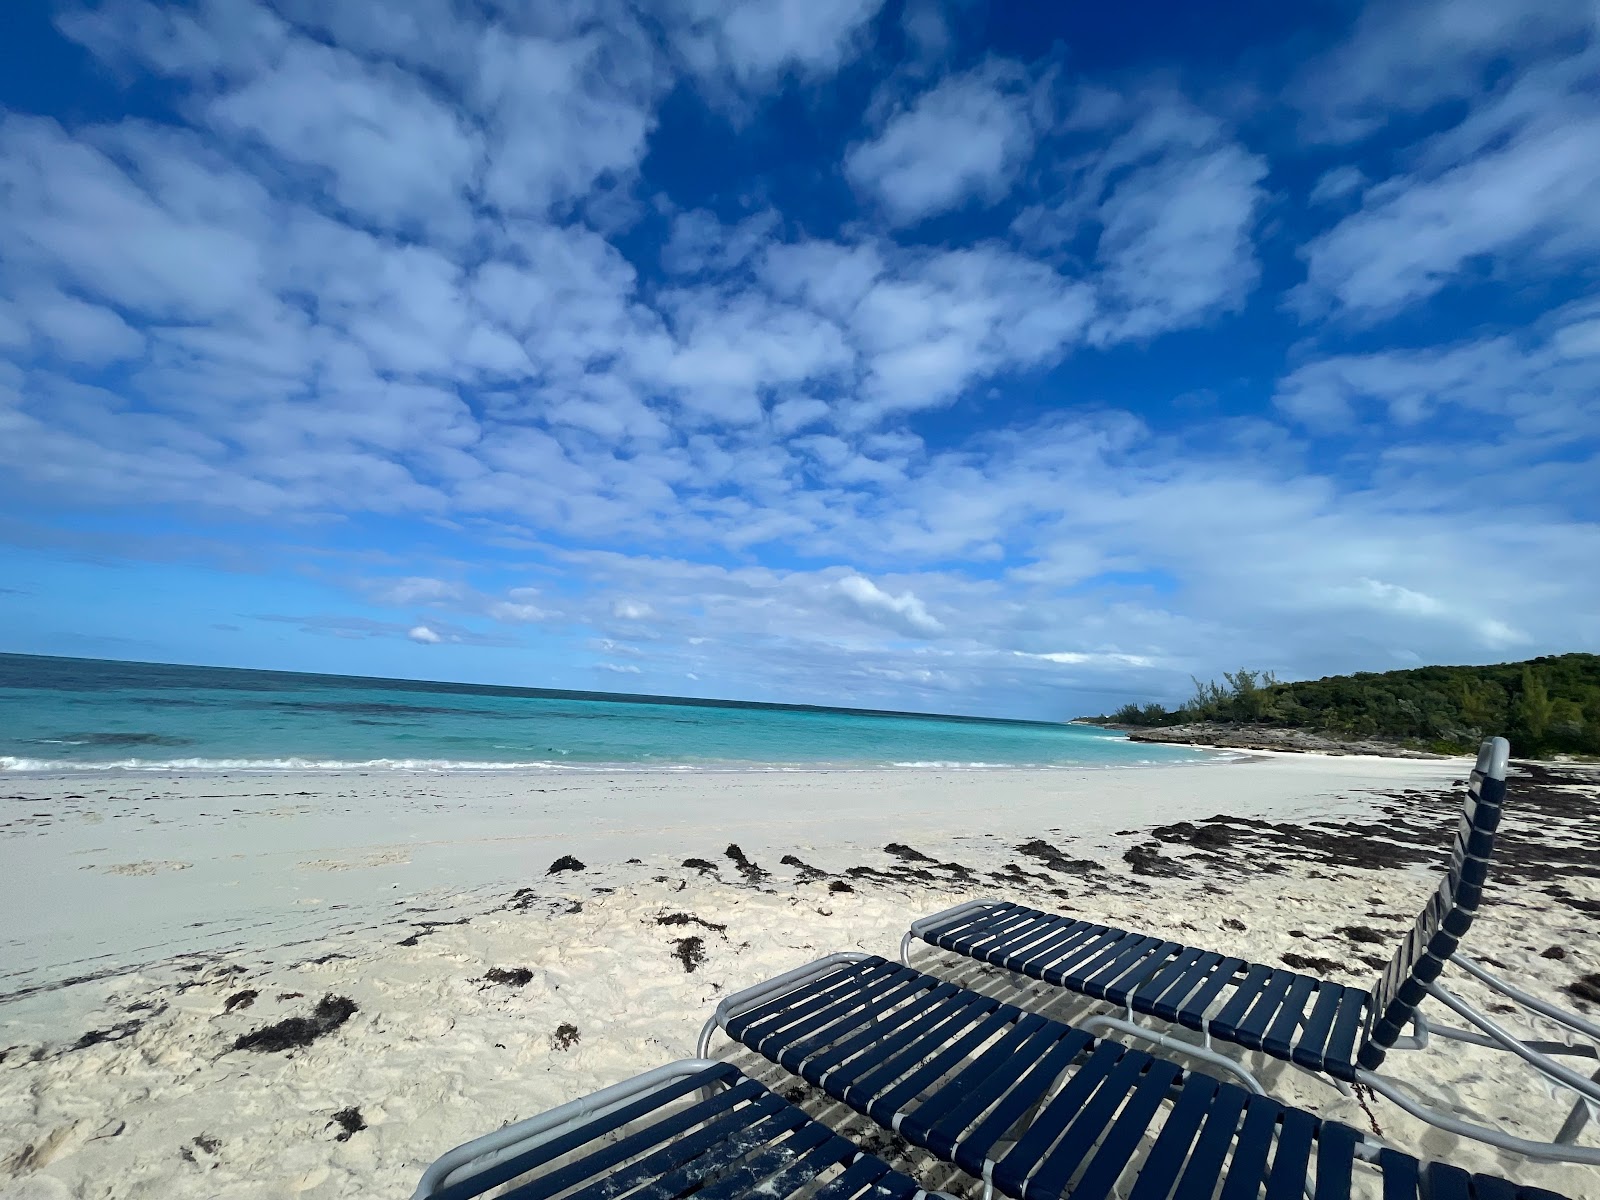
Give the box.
[0,0,1597,721]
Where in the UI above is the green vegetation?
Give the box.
[1095,654,1600,758]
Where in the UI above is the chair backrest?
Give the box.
[1357,736,1510,1071]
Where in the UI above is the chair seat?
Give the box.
[420,1062,925,1200]
[722,956,1567,1200]
[920,901,1371,1082]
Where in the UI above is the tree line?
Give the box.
[1092,654,1600,758]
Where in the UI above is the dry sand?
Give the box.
[1,754,1597,1198]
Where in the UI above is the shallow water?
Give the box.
[0,652,1207,772]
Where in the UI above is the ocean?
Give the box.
[0,653,1207,773]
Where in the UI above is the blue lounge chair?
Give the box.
[413,1059,946,1200]
[699,954,1575,1200]
[899,737,1600,1163]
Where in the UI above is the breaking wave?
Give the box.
[2,752,1232,773]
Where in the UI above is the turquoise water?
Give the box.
[0,653,1205,772]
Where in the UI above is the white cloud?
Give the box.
[1299,117,1600,319]
[3,0,1596,720]
[1013,91,1268,342]
[371,576,467,606]
[1295,34,1600,318]
[26,290,146,365]
[846,62,1037,224]
[668,0,887,88]
[826,241,1096,421]
[834,574,942,636]
[1084,99,1268,342]
[598,661,642,673]
[0,116,270,321]
[1336,579,1529,651]
[1293,0,1594,143]
[472,24,663,215]
[488,590,551,623]
[207,39,481,233]
[1092,139,1266,342]
[661,209,779,275]
[407,624,442,643]
[1274,302,1600,447]
[1308,165,1366,206]
[1015,650,1157,668]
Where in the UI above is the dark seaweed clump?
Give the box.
[233,995,357,1053]
[551,1023,581,1050]
[329,1108,367,1141]
[223,989,258,1012]
[73,1020,143,1050]
[672,936,706,972]
[547,855,585,874]
[1336,926,1387,945]
[655,912,727,932]
[483,967,533,987]
[1281,952,1343,974]
[1571,974,1600,1005]
[723,843,768,881]
[1123,842,1187,878]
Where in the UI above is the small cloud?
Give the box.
[612,599,654,620]
[598,662,641,674]
[836,574,943,636]
[408,625,442,644]
[1308,165,1366,206]
[488,600,548,623]
[373,577,465,606]
[1014,650,1157,669]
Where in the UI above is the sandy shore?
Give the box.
[2,755,1597,1198]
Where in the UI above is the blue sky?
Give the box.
[1,0,1597,720]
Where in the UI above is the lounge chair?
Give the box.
[898,736,1600,1163]
[698,954,1575,1199]
[413,1058,948,1200]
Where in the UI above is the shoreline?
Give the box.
[0,756,1469,1003]
[4,755,1598,1198]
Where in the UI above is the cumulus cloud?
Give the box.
[1274,301,1600,449]
[668,0,888,88]
[846,61,1038,224]
[1013,91,1268,342]
[1293,0,1594,143]
[2,0,1596,719]
[1294,20,1600,319]
[835,574,943,636]
[1308,165,1366,206]
[372,577,467,606]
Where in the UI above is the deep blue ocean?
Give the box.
[0,653,1205,773]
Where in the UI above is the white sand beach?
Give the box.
[2,754,1598,1199]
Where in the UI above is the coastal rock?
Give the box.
[1117,723,1451,758]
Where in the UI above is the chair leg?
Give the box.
[1555,1066,1600,1144]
